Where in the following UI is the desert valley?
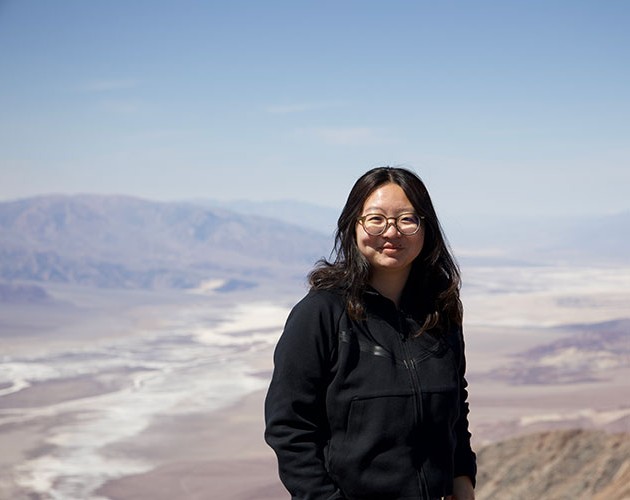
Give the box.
[0,195,628,499]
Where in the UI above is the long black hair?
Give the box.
[309,166,462,334]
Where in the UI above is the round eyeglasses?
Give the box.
[357,213,424,236]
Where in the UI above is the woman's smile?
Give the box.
[380,242,403,253]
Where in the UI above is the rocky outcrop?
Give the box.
[476,429,630,499]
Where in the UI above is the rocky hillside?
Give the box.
[476,429,630,499]
[0,195,331,290]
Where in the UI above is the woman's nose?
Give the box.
[382,220,400,236]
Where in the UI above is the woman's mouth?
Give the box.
[381,245,402,253]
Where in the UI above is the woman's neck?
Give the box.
[369,268,410,308]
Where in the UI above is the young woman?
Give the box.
[265,167,476,500]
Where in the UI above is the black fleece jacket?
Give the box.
[265,288,476,500]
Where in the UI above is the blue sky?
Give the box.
[1,1,628,216]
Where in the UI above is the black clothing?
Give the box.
[265,288,476,500]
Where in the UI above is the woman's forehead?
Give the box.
[363,183,414,211]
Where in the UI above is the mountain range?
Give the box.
[1,194,629,295]
[0,195,331,292]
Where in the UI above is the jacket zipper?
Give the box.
[398,313,431,498]
[400,338,423,422]
[396,312,423,422]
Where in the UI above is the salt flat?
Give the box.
[0,263,628,498]
[461,264,630,446]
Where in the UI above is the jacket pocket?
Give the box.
[330,393,419,498]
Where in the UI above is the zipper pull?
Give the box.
[398,312,409,341]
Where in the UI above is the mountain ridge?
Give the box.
[0,194,331,290]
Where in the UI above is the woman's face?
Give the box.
[355,182,424,278]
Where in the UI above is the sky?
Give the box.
[1,0,629,217]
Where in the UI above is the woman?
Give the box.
[265,167,476,500]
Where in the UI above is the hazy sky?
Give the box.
[1,1,628,216]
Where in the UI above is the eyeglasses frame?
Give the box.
[357,212,425,236]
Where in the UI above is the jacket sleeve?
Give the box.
[264,291,345,500]
[453,326,477,486]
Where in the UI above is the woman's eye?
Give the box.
[366,215,385,223]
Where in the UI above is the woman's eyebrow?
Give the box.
[364,206,414,213]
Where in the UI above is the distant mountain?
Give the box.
[195,198,340,237]
[546,211,630,263]
[0,195,332,290]
[476,429,630,499]
[478,319,630,385]
[447,212,630,266]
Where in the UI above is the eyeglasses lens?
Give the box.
[362,214,420,235]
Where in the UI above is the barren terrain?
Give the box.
[0,263,628,498]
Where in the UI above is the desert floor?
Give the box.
[1,265,629,499]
